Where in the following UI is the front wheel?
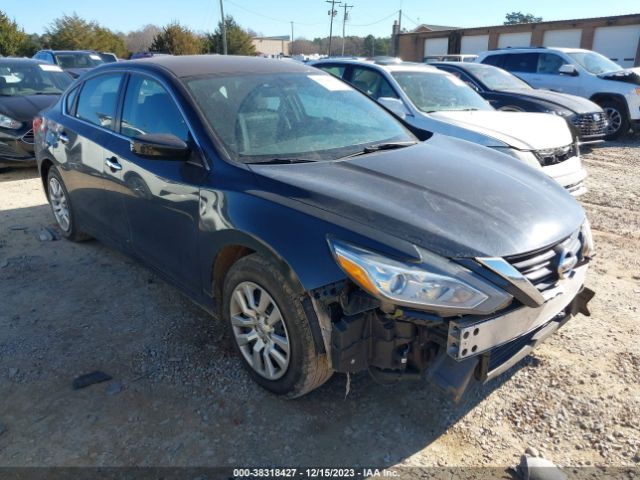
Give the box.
[600,99,630,140]
[222,254,332,398]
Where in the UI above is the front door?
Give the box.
[100,74,207,293]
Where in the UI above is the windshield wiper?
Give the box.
[341,141,417,159]
[244,158,317,165]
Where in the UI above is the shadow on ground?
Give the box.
[0,203,527,467]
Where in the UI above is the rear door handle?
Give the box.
[58,133,69,144]
[105,157,122,172]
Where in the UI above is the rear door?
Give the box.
[528,52,584,95]
[100,73,207,292]
[500,53,542,87]
[48,72,125,241]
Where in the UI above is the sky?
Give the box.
[3,0,639,39]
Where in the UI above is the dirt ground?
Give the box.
[0,136,639,471]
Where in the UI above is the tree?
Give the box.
[122,24,161,53]
[0,10,27,56]
[151,21,203,55]
[93,26,128,57]
[504,12,542,25]
[204,16,256,56]
[47,13,96,50]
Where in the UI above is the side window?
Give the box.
[350,67,398,100]
[65,85,80,115]
[316,65,346,79]
[502,53,539,73]
[76,74,124,129]
[482,54,505,68]
[537,53,569,75]
[120,75,189,141]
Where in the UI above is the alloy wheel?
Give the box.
[230,281,290,380]
[604,107,622,135]
[49,177,70,232]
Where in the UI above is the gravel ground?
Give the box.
[0,136,639,470]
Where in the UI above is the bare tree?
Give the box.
[123,24,161,53]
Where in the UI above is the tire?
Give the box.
[222,253,333,398]
[46,166,91,242]
[599,99,630,140]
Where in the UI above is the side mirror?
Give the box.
[378,97,410,119]
[558,64,579,76]
[130,133,190,160]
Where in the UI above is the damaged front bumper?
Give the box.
[313,264,593,401]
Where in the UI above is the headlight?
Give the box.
[0,114,22,130]
[580,218,595,258]
[490,147,541,169]
[328,239,512,315]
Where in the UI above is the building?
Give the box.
[252,35,291,57]
[396,13,640,67]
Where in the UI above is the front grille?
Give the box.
[21,129,35,145]
[571,112,608,139]
[533,144,576,167]
[506,231,582,293]
[0,142,22,158]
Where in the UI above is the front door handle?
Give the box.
[105,157,122,172]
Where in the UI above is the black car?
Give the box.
[33,50,105,78]
[0,58,73,168]
[432,62,608,143]
[34,56,594,399]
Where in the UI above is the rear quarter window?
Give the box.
[502,53,539,73]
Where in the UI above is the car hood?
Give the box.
[498,88,602,114]
[598,68,640,85]
[428,110,573,150]
[250,134,584,259]
[0,94,60,123]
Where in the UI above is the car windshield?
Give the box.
[0,62,73,96]
[568,51,622,75]
[461,64,531,91]
[186,72,415,162]
[391,70,492,113]
[54,52,105,69]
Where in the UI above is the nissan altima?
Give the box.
[35,56,594,399]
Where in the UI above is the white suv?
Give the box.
[477,47,640,139]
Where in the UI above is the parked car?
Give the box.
[313,58,588,196]
[98,52,118,63]
[0,58,73,169]
[431,61,608,143]
[424,54,478,63]
[476,47,640,139]
[129,52,170,60]
[34,55,594,399]
[33,50,105,78]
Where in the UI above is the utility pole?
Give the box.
[326,0,342,57]
[341,3,353,56]
[395,8,402,57]
[290,21,294,56]
[219,0,228,55]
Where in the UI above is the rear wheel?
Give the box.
[599,99,630,140]
[222,253,332,398]
[47,167,91,242]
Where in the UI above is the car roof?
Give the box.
[0,57,52,66]
[41,50,98,54]
[313,58,441,73]
[483,47,590,54]
[115,54,318,78]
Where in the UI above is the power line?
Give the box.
[349,10,399,27]
[402,12,421,28]
[225,0,325,26]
